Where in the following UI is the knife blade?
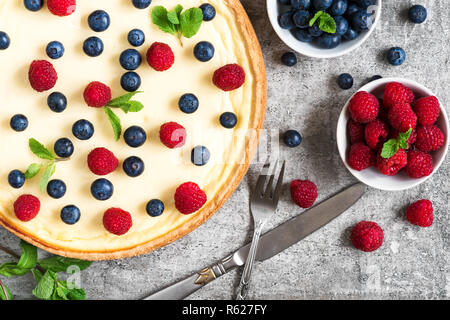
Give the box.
[143,182,366,300]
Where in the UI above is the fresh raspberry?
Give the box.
[159,122,186,149]
[415,125,445,152]
[387,102,417,132]
[391,128,417,146]
[348,119,365,144]
[213,64,246,91]
[174,182,207,214]
[348,91,379,123]
[14,194,40,222]
[383,82,415,108]
[350,221,384,252]
[405,150,433,178]
[365,119,390,149]
[347,143,375,171]
[406,199,433,227]
[28,60,58,92]
[47,0,76,16]
[87,147,118,175]
[413,96,440,126]
[290,180,318,208]
[376,148,407,176]
[103,208,132,235]
[146,42,175,71]
[83,81,111,108]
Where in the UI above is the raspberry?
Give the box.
[348,119,365,144]
[376,149,407,176]
[28,60,58,92]
[406,199,433,227]
[413,96,440,126]
[391,128,417,146]
[350,221,384,252]
[387,102,417,132]
[47,0,76,16]
[174,182,207,214]
[290,180,318,208]
[213,64,246,91]
[347,143,375,171]
[87,147,118,175]
[103,208,132,235]
[348,91,379,123]
[83,81,111,108]
[365,119,390,149]
[146,42,175,71]
[405,150,433,178]
[383,82,414,108]
[415,125,445,152]
[14,194,40,222]
[159,122,186,149]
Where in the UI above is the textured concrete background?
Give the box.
[1,0,449,300]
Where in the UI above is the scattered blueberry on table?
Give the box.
[146,199,165,217]
[119,49,142,70]
[8,170,25,189]
[91,178,114,201]
[10,114,28,132]
[128,29,145,47]
[123,156,145,177]
[387,47,406,66]
[60,205,81,225]
[121,71,141,92]
[24,0,43,12]
[124,125,147,148]
[179,93,199,114]
[368,74,382,82]
[46,41,64,59]
[47,92,67,113]
[200,4,216,21]
[88,10,111,32]
[54,138,74,158]
[0,31,10,50]
[194,41,215,62]
[47,179,67,199]
[337,73,353,90]
[283,130,302,148]
[72,119,94,140]
[191,146,210,166]
[132,0,151,9]
[83,36,104,57]
[409,5,427,24]
[281,52,297,66]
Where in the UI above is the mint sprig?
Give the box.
[309,11,337,34]
[381,128,413,159]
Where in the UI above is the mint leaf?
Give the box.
[120,101,144,113]
[107,91,143,107]
[24,163,42,179]
[17,241,37,270]
[29,139,55,161]
[32,270,56,300]
[0,282,12,300]
[38,256,91,273]
[66,287,86,300]
[0,262,30,277]
[398,128,413,145]
[152,6,177,35]
[319,13,337,33]
[381,139,400,159]
[40,162,56,193]
[167,4,183,25]
[180,8,203,38]
[309,11,323,27]
[105,107,122,141]
[32,269,44,283]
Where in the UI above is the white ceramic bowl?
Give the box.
[337,78,449,191]
[266,0,382,59]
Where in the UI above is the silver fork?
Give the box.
[235,158,285,300]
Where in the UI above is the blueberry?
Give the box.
[346,3,361,17]
[146,199,165,217]
[278,11,295,29]
[10,114,28,132]
[191,146,210,166]
[8,170,25,189]
[329,0,348,16]
[72,119,94,140]
[60,205,81,225]
[24,0,43,11]
[88,10,110,32]
[83,36,104,57]
[220,112,238,129]
[368,75,382,82]
[47,92,67,113]
[334,16,349,36]
[54,138,74,158]
[292,10,311,28]
[0,31,10,50]
[337,73,353,90]
[128,29,145,47]
[313,0,333,10]
[46,41,64,59]
[281,52,297,67]
[308,23,323,37]
[123,156,145,177]
[292,28,313,42]
[124,125,147,148]
[179,94,199,114]
[387,47,406,66]
[47,179,66,199]
[290,0,311,9]
[91,178,114,200]
[409,5,427,24]
[354,0,375,9]
[317,34,341,49]
[283,130,302,148]
[119,49,141,70]
[132,0,151,9]
[200,4,216,21]
[194,41,215,62]
[121,71,141,92]
[351,10,372,31]
[343,28,359,40]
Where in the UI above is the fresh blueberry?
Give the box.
[292,10,311,28]
[191,146,210,166]
[334,16,349,36]
[283,130,302,148]
[313,0,333,10]
[317,34,341,49]
[345,3,361,17]
[354,0,375,9]
[179,94,199,114]
[0,31,10,50]
[72,119,94,140]
[47,179,66,199]
[337,73,353,90]
[83,36,104,57]
[387,47,406,66]
[343,28,359,40]
[128,29,145,47]
[132,0,151,9]
[24,0,43,11]
[351,10,372,31]
[121,72,141,92]
[329,0,348,16]
[60,205,81,225]
[409,5,427,24]
[368,75,382,82]
[220,112,238,129]
[308,23,323,37]
[91,178,114,200]
[47,92,67,113]
[200,4,216,21]
[194,41,215,62]
[281,52,297,67]
[278,11,295,29]
[124,126,147,148]
[54,138,74,158]
[119,49,141,70]
[290,0,311,9]
[46,41,64,59]
[146,199,165,217]
[8,170,25,189]
[10,114,28,132]
[88,10,110,32]
[123,156,145,177]
[292,28,313,42]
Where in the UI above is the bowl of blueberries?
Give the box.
[267,0,382,58]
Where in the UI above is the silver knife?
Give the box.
[143,182,366,300]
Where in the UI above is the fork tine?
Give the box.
[271,161,286,204]
[263,161,278,198]
[253,157,271,197]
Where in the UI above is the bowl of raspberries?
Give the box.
[337,78,449,191]
[267,0,382,58]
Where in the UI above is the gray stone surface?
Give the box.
[1,0,449,300]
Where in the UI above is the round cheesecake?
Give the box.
[0,0,265,260]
